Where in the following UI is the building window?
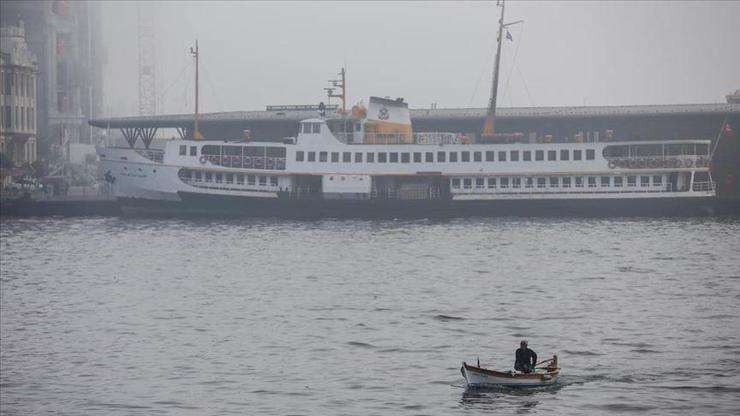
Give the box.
[562,177,571,188]
[366,152,375,163]
[331,152,339,162]
[389,152,399,163]
[461,151,470,162]
[535,150,544,161]
[437,151,446,162]
[588,176,597,187]
[319,152,328,162]
[510,151,519,161]
[401,152,410,163]
[548,150,556,161]
[413,152,421,163]
[574,150,582,161]
[498,151,506,162]
[474,151,482,162]
[296,151,305,162]
[614,176,623,187]
[355,152,363,163]
[640,176,650,187]
[425,152,434,162]
[486,151,495,162]
[452,178,461,189]
[449,152,458,162]
[537,177,546,188]
[586,149,595,160]
[560,149,569,161]
[190,146,197,156]
[378,152,387,163]
[487,177,497,188]
[523,151,531,161]
[270,176,278,186]
[343,152,351,162]
[601,176,610,187]
[308,151,316,162]
[550,177,559,188]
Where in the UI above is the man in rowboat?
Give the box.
[514,340,537,373]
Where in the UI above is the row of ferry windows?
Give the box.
[451,175,665,189]
[182,170,279,187]
[295,149,596,163]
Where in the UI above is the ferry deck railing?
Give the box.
[605,155,711,169]
[201,155,286,170]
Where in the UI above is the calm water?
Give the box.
[1,217,739,415]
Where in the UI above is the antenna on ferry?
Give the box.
[481,0,522,141]
[190,40,202,140]
[325,67,346,114]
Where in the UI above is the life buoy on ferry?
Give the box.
[608,160,617,169]
[199,156,208,164]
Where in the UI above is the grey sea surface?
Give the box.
[1,217,739,415]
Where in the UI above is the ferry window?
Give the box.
[226,173,234,184]
[366,152,375,163]
[425,152,434,162]
[548,150,557,161]
[449,152,458,162]
[259,176,267,186]
[601,176,610,186]
[487,177,497,188]
[586,149,595,160]
[355,152,363,163]
[296,151,305,162]
[537,177,546,188]
[461,151,470,162]
[302,123,311,134]
[390,152,399,163]
[653,175,663,185]
[463,178,472,189]
[498,151,506,161]
[614,176,623,187]
[202,145,220,155]
[245,146,264,157]
[190,146,197,156]
[474,152,482,162]
[205,172,213,182]
[523,151,531,161]
[573,150,582,161]
[195,171,202,182]
[331,152,339,162]
[526,177,534,188]
[308,151,316,162]
[549,177,559,187]
[475,178,485,188]
[248,175,256,185]
[343,152,351,162]
[270,176,278,187]
[312,123,321,134]
[319,151,328,162]
[510,151,519,161]
[562,177,571,188]
[215,173,223,183]
[413,152,421,163]
[452,178,461,189]
[237,174,244,185]
[500,177,509,188]
[437,151,446,162]
[588,176,596,187]
[512,177,521,188]
[179,145,187,155]
[575,177,583,187]
[401,153,411,163]
[267,147,286,158]
[535,150,544,161]
[378,152,387,163]
[627,176,637,186]
[486,151,495,162]
[225,146,243,156]
[560,149,570,161]
[640,176,650,187]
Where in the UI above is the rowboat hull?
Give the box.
[461,362,559,387]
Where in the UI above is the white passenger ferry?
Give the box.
[96,1,715,217]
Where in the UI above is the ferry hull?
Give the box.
[116,192,717,218]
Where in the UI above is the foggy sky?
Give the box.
[100,1,740,117]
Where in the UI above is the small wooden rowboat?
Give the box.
[461,356,560,387]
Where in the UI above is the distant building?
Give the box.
[0,0,105,162]
[728,90,740,104]
[0,21,38,166]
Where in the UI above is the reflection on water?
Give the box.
[1,216,739,415]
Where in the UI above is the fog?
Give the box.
[100,1,740,117]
